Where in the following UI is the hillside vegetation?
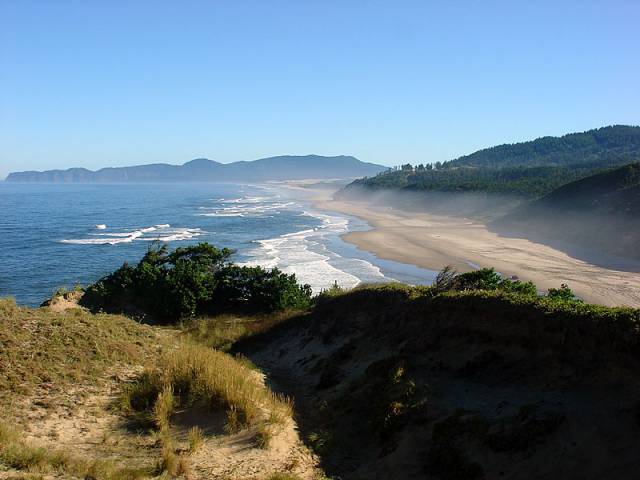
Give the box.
[343,125,640,198]
[0,297,160,413]
[450,124,640,168]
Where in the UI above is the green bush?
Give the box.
[547,284,581,302]
[83,242,312,321]
[215,264,312,313]
[453,268,537,296]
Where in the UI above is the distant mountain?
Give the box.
[5,155,387,183]
[496,163,640,260]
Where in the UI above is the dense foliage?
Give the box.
[527,162,640,214]
[345,125,640,198]
[452,268,538,296]
[83,243,312,320]
[349,165,599,197]
[321,267,578,306]
[448,125,640,169]
[433,266,574,299]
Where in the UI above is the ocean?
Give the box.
[0,182,437,306]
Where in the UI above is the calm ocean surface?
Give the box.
[0,182,436,306]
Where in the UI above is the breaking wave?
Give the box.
[61,224,203,245]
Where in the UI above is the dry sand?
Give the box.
[280,181,640,308]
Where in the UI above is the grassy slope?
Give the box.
[234,285,640,480]
[0,297,160,412]
[0,298,316,480]
[0,298,165,479]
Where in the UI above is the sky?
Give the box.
[1,1,639,178]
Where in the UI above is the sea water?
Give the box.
[0,182,436,306]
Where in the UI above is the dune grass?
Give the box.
[123,340,292,429]
[120,340,294,473]
[119,339,293,468]
[187,426,205,453]
[0,297,160,407]
[1,296,297,477]
[181,310,300,351]
[265,473,304,480]
[0,298,167,478]
[0,422,151,479]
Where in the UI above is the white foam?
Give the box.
[240,210,388,293]
[198,195,293,218]
[280,229,315,238]
[95,224,106,229]
[241,232,361,292]
[61,231,141,245]
[91,232,134,237]
[198,212,245,217]
[141,228,203,242]
[219,195,272,204]
[61,224,202,245]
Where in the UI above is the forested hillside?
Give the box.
[450,125,640,168]
[344,125,640,198]
[348,164,592,197]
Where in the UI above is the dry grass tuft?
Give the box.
[0,421,150,479]
[123,340,291,435]
[187,426,204,453]
[265,473,304,480]
[154,385,175,432]
[181,310,299,351]
[225,405,242,434]
[254,422,274,449]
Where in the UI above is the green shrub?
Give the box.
[453,268,536,296]
[83,243,312,321]
[547,284,581,302]
[216,265,312,313]
[317,281,345,299]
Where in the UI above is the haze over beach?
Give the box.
[2,2,640,479]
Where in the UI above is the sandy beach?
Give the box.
[280,181,640,308]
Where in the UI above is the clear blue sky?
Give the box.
[1,0,639,178]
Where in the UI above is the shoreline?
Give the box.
[280,181,640,308]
